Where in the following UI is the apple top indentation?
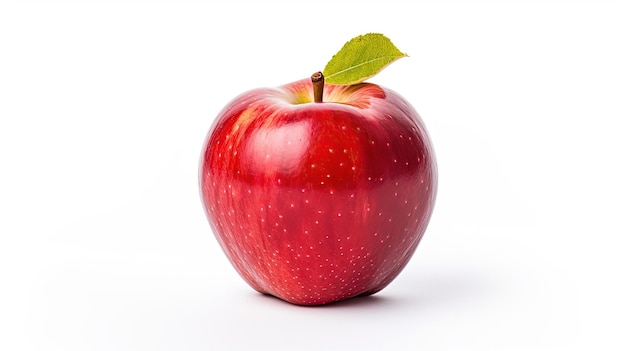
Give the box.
[282,78,386,109]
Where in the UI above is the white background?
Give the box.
[1,1,625,350]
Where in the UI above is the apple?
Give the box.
[199,73,437,305]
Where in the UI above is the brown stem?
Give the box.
[311,71,324,103]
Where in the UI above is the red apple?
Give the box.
[199,76,437,305]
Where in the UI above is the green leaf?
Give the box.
[322,33,407,85]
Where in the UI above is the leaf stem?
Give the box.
[311,71,324,103]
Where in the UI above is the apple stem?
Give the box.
[311,71,324,103]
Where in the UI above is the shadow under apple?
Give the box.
[251,264,495,311]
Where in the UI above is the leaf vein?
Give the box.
[325,55,404,81]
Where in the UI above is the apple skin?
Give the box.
[199,78,437,305]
